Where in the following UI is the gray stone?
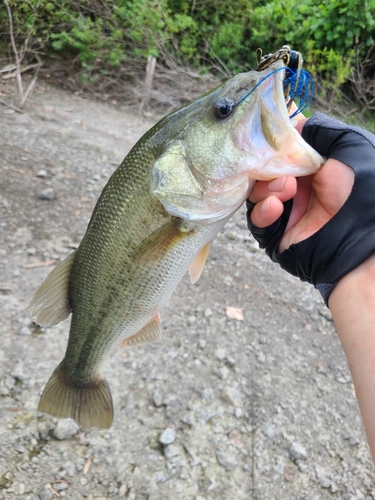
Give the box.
[39,488,54,500]
[163,444,180,459]
[182,412,195,427]
[222,386,242,407]
[198,339,206,348]
[215,348,226,361]
[266,425,277,438]
[320,478,332,488]
[53,481,69,491]
[159,427,176,445]
[216,450,238,471]
[152,391,163,407]
[215,367,229,380]
[201,387,213,399]
[289,442,307,460]
[36,169,48,178]
[64,461,76,477]
[18,326,32,336]
[53,419,79,440]
[38,188,55,200]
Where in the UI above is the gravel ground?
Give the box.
[1,81,375,500]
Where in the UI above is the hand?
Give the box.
[249,120,354,253]
[246,112,375,306]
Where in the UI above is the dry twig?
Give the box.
[3,0,43,107]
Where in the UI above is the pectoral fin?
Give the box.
[188,242,212,284]
[30,251,75,326]
[131,221,189,264]
[119,316,162,348]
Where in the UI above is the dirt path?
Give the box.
[1,81,374,499]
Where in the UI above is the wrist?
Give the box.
[329,254,375,315]
[328,254,375,462]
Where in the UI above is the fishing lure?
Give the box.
[255,45,314,118]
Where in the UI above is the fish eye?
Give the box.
[213,98,235,120]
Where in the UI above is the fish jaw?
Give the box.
[232,62,323,180]
[151,59,323,225]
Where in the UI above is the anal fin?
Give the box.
[30,251,76,326]
[188,242,212,284]
[119,316,162,348]
[38,363,113,429]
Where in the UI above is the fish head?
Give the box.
[152,59,324,223]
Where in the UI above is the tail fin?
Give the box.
[38,365,113,429]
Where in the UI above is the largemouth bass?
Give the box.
[30,59,323,429]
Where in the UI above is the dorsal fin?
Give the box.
[29,251,75,326]
[119,315,162,348]
[188,241,212,284]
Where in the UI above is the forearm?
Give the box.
[329,254,375,461]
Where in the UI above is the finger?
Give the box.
[249,175,297,204]
[294,118,308,134]
[250,195,285,228]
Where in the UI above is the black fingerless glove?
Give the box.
[246,112,375,306]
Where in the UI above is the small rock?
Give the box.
[159,427,176,445]
[201,387,213,399]
[163,444,180,459]
[215,367,229,380]
[152,392,163,407]
[155,471,168,483]
[18,326,32,336]
[119,483,127,497]
[222,386,242,407]
[53,419,79,440]
[266,425,277,438]
[182,412,195,427]
[11,362,30,381]
[54,482,69,491]
[330,483,338,493]
[204,308,213,317]
[320,478,332,488]
[36,169,48,178]
[349,436,360,446]
[216,450,238,471]
[38,188,55,200]
[39,488,54,500]
[225,306,244,321]
[289,442,307,460]
[215,348,226,361]
[64,461,76,477]
[235,408,243,418]
[198,339,206,349]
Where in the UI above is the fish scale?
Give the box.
[30,58,323,429]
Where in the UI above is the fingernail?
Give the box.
[260,198,270,213]
[268,176,286,192]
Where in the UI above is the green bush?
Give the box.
[2,0,374,105]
